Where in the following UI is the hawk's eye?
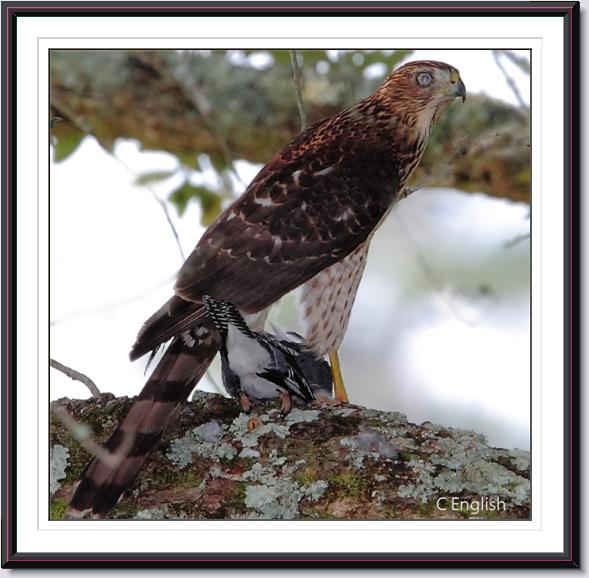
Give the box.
[416,71,433,87]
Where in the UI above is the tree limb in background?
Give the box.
[50,275,175,327]
[504,232,530,249]
[50,50,530,206]
[500,50,530,75]
[114,154,186,262]
[289,50,308,130]
[392,212,477,327]
[175,51,245,192]
[492,50,527,109]
[50,359,101,398]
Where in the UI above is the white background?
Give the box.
[4,6,584,574]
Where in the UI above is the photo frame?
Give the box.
[1,1,579,569]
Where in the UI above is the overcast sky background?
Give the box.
[50,50,531,449]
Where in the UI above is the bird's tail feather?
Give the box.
[68,319,220,518]
[129,296,208,362]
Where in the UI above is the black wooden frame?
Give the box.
[1,1,580,568]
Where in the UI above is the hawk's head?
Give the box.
[376,60,466,131]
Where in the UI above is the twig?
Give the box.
[50,359,101,398]
[393,212,476,327]
[501,50,530,75]
[492,50,526,108]
[178,52,246,192]
[289,50,308,130]
[113,155,186,261]
[504,232,530,249]
[50,274,174,326]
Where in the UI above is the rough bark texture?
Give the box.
[50,392,530,521]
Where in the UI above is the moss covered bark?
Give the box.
[50,391,530,521]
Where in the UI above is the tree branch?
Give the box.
[51,50,530,204]
[113,155,186,262]
[289,50,308,130]
[50,359,101,398]
[492,50,526,109]
[393,212,477,326]
[50,392,531,520]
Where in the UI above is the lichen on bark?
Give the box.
[50,391,530,521]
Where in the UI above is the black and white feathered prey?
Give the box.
[69,60,465,518]
[203,295,330,416]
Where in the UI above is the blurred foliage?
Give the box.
[50,49,530,223]
[169,182,222,225]
[417,94,530,204]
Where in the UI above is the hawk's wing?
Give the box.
[176,124,399,312]
[132,118,400,358]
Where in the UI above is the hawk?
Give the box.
[69,60,466,517]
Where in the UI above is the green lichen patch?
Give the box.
[491,448,530,476]
[241,460,329,520]
[229,412,290,448]
[50,444,70,495]
[134,507,172,520]
[167,420,238,468]
[340,426,400,467]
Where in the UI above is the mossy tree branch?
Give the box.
[51,392,530,521]
[50,50,530,207]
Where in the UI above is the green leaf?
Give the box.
[177,152,200,170]
[269,50,292,66]
[209,153,228,174]
[355,50,413,73]
[199,189,223,226]
[134,170,176,186]
[53,131,84,163]
[168,182,222,225]
[300,50,329,65]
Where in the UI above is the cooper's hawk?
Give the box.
[69,60,466,517]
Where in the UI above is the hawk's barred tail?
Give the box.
[68,320,220,518]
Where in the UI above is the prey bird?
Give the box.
[69,60,466,517]
[202,295,331,416]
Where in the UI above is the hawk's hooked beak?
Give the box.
[448,72,466,102]
[454,78,466,102]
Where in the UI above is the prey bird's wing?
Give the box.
[256,333,315,402]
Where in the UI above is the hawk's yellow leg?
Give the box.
[329,351,349,403]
